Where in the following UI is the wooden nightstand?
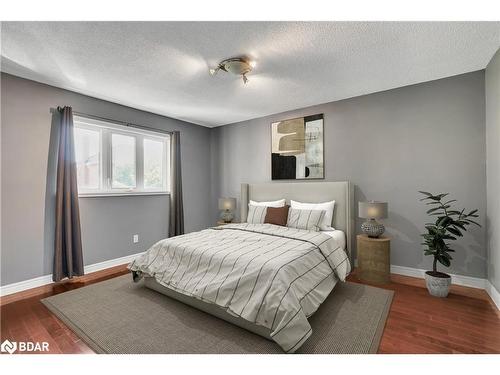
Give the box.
[216,221,238,226]
[357,234,391,284]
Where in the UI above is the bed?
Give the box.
[129,181,354,353]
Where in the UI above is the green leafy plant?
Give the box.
[419,191,480,276]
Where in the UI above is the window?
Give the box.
[73,116,169,196]
[74,127,100,190]
[143,138,165,189]
[111,133,136,189]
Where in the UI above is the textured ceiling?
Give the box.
[1,22,499,127]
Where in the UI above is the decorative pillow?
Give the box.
[290,200,335,231]
[264,205,290,227]
[246,205,268,224]
[286,208,326,231]
[249,199,286,208]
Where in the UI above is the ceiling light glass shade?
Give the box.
[208,57,255,84]
[358,201,388,219]
[219,197,236,211]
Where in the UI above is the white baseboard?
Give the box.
[0,252,144,297]
[390,264,500,310]
[83,252,144,275]
[390,265,486,289]
[0,274,54,298]
[485,280,500,310]
[353,261,499,310]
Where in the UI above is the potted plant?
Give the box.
[419,191,480,297]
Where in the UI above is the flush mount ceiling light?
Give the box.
[209,57,256,84]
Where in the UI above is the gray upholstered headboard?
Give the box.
[240,181,354,257]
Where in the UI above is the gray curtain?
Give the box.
[53,106,84,282]
[169,131,184,237]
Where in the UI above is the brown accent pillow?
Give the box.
[264,205,290,226]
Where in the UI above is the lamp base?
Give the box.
[361,219,385,238]
[220,210,234,223]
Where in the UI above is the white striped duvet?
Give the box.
[128,223,350,352]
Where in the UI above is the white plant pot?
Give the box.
[425,271,451,298]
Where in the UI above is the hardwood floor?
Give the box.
[348,271,500,353]
[0,265,129,354]
[1,266,499,354]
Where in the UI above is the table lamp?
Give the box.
[358,201,388,238]
[219,197,236,223]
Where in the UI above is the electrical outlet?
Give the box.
[133,234,139,243]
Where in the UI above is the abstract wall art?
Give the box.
[271,114,324,180]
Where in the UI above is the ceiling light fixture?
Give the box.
[209,57,256,84]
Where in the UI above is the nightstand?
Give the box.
[357,234,391,284]
[216,221,238,226]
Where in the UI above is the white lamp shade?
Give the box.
[358,201,388,219]
[219,197,236,211]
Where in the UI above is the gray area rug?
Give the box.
[42,275,393,354]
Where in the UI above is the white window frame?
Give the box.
[74,115,170,197]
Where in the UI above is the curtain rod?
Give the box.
[55,108,173,135]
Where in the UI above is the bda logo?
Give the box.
[1,339,17,354]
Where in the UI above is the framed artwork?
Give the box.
[271,114,324,180]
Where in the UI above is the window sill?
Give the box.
[78,192,170,198]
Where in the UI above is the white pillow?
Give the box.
[246,205,268,224]
[287,208,325,232]
[249,199,286,208]
[290,200,335,231]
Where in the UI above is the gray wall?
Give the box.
[1,70,490,285]
[211,71,487,278]
[486,49,500,291]
[1,73,212,285]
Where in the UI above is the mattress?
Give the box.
[129,223,350,352]
[322,229,346,250]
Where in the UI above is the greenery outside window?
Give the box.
[73,116,170,196]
